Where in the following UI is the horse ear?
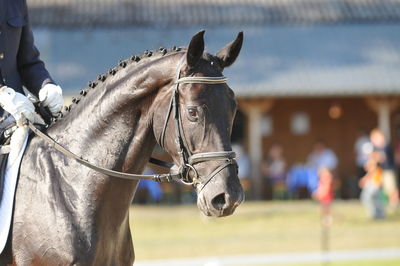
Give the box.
[186,30,205,69]
[216,31,243,69]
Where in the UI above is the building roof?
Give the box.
[29,0,400,27]
[34,23,400,98]
[228,24,400,97]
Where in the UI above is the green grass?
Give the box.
[251,259,400,266]
[129,201,400,261]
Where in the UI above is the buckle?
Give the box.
[179,164,198,185]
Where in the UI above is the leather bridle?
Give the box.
[28,56,237,191]
[157,57,237,190]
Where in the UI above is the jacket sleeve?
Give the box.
[17,11,54,96]
[0,69,4,87]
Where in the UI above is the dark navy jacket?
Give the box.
[0,0,54,96]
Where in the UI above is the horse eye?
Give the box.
[188,107,198,118]
[187,106,200,122]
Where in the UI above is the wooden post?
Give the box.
[365,97,400,142]
[378,100,391,141]
[320,203,333,266]
[239,99,274,200]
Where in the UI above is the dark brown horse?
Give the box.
[0,30,244,265]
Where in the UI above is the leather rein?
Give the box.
[28,57,237,189]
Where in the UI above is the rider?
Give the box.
[0,0,63,134]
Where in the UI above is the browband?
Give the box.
[175,76,228,84]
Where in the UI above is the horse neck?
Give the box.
[46,53,181,217]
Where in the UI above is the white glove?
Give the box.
[39,84,64,115]
[0,86,39,127]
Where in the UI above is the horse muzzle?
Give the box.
[197,185,244,217]
[195,165,245,217]
[169,151,244,217]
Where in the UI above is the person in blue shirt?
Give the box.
[307,141,338,172]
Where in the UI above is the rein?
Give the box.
[27,122,179,182]
[28,56,237,189]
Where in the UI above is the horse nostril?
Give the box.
[211,193,226,210]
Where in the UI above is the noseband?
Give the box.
[28,56,237,191]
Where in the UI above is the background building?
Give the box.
[29,0,400,199]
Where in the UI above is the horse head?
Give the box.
[153,31,244,217]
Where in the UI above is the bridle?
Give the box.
[28,55,237,191]
[157,56,237,190]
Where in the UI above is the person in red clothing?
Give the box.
[314,168,334,204]
[313,167,334,225]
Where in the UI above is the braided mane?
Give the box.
[57,46,186,122]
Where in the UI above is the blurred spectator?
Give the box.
[261,143,287,200]
[313,167,335,228]
[354,129,373,180]
[359,152,385,219]
[370,129,399,212]
[307,141,337,200]
[307,141,338,171]
[354,129,373,197]
[232,143,251,193]
[313,168,334,205]
[313,167,334,221]
[287,141,337,200]
[286,165,318,199]
[394,127,400,190]
[306,142,337,226]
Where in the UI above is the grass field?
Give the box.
[274,260,400,266]
[129,200,400,264]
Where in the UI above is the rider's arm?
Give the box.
[16,1,63,114]
[16,2,54,96]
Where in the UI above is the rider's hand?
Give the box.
[0,86,37,126]
[39,84,64,115]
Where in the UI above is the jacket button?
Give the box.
[0,53,4,60]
